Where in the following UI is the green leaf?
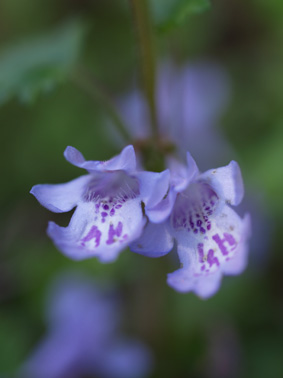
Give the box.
[0,19,86,104]
[150,0,211,32]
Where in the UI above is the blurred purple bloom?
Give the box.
[20,273,153,378]
[116,62,232,169]
[131,154,251,299]
[31,145,169,262]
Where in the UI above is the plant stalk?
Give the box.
[130,0,159,141]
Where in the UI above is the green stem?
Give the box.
[71,67,132,143]
[130,0,159,141]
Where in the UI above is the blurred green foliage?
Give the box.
[0,20,85,104]
[150,0,210,32]
[0,0,283,377]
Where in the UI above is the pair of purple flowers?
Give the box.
[31,142,250,299]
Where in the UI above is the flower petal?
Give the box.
[199,160,244,206]
[47,198,146,263]
[146,189,177,223]
[186,151,199,183]
[168,205,250,298]
[136,169,170,209]
[167,266,222,299]
[64,145,136,173]
[166,157,191,192]
[222,213,251,275]
[166,153,199,192]
[30,175,90,213]
[130,221,174,257]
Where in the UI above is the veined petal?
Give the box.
[166,157,191,192]
[186,151,199,182]
[64,145,136,173]
[136,170,170,209]
[130,221,174,257]
[30,175,90,213]
[146,190,177,223]
[168,204,250,299]
[199,160,244,206]
[47,198,146,263]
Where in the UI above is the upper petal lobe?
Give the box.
[199,160,244,206]
[64,145,136,173]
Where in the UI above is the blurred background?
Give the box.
[0,0,283,377]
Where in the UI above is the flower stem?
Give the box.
[130,0,159,141]
[71,66,132,143]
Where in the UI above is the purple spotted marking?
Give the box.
[212,233,237,256]
[171,183,220,234]
[106,222,123,245]
[110,208,115,216]
[103,204,109,210]
[81,225,101,248]
[101,212,108,217]
[207,249,220,268]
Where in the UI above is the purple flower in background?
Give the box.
[116,61,232,170]
[20,273,153,378]
[30,145,169,262]
[131,153,251,299]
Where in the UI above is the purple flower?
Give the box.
[30,145,169,262]
[115,62,232,169]
[130,153,251,299]
[20,273,153,378]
